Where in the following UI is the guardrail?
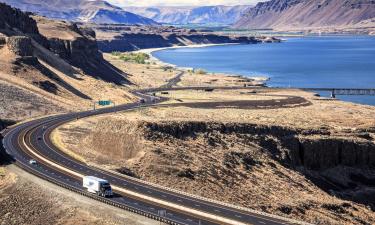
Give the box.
[2,87,313,225]
[301,88,375,96]
[89,91,312,225]
[95,165,311,225]
[12,156,185,225]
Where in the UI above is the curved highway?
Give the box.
[1,87,309,225]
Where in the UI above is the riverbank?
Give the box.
[148,36,375,106]
[135,44,270,85]
[135,43,237,69]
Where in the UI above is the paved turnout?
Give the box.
[1,87,308,225]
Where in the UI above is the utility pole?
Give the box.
[93,101,96,111]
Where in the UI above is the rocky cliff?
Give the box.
[140,121,375,209]
[0,3,39,35]
[143,121,375,170]
[233,0,375,33]
[91,24,280,52]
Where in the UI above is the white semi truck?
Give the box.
[83,176,113,197]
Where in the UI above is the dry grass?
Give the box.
[0,167,5,177]
[55,114,375,225]
[33,16,84,41]
[157,89,285,104]
[53,116,146,168]
[104,53,178,89]
[137,89,375,131]
[0,166,155,225]
[0,167,17,189]
[50,129,87,164]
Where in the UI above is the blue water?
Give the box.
[153,36,375,105]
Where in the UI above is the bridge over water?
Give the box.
[300,88,375,97]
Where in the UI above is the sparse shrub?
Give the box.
[195,68,207,75]
[111,51,121,56]
[116,52,150,64]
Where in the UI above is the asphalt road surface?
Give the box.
[1,87,309,225]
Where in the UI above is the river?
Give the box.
[153,36,375,105]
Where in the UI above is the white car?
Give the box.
[29,159,37,165]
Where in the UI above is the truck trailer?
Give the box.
[83,176,113,197]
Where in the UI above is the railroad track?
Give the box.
[1,86,311,225]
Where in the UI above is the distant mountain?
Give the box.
[124,5,252,25]
[0,0,158,25]
[233,0,375,30]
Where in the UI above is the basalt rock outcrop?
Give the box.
[90,24,280,52]
[139,121,375,209]
[0,3,128,85]
[0,3,39,35]
[48,36,102,66]
[142,121,375,171]
[6,36,33,56]
[98,33,276,52]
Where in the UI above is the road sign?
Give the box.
[98,100,111,106]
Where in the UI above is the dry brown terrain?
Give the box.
[104,52,265,88]
[233,0,375,35]
[0,165,157,225]
[54,88,375,225]
[0,16,134,121]
[103,53,177,89]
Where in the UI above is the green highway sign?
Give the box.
[98,100,112,106]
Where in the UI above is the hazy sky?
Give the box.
[106,0,262,7]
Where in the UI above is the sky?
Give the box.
[106,0,263,7]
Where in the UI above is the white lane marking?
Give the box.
[235,215,242,218]
[259,221,266,224]
[24,119,282,225]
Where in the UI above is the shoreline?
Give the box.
[135,43,270,84]
[135,43,238,69]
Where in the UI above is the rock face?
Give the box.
[0,2,129,86]
[233,0,375,31]
[48,36,102,66]
[6,36,33,56]
[0,3,39,35]
[143,121,375,171]
[92,24,278,52]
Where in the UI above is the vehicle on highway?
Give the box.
[37,136,42,140]
[29,159,37,165]
[139,98,146,104]
[83,176,113,197]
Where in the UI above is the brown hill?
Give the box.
[233,0,375,33]
[0,3,133,121]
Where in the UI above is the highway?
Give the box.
[1,87,308,225]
